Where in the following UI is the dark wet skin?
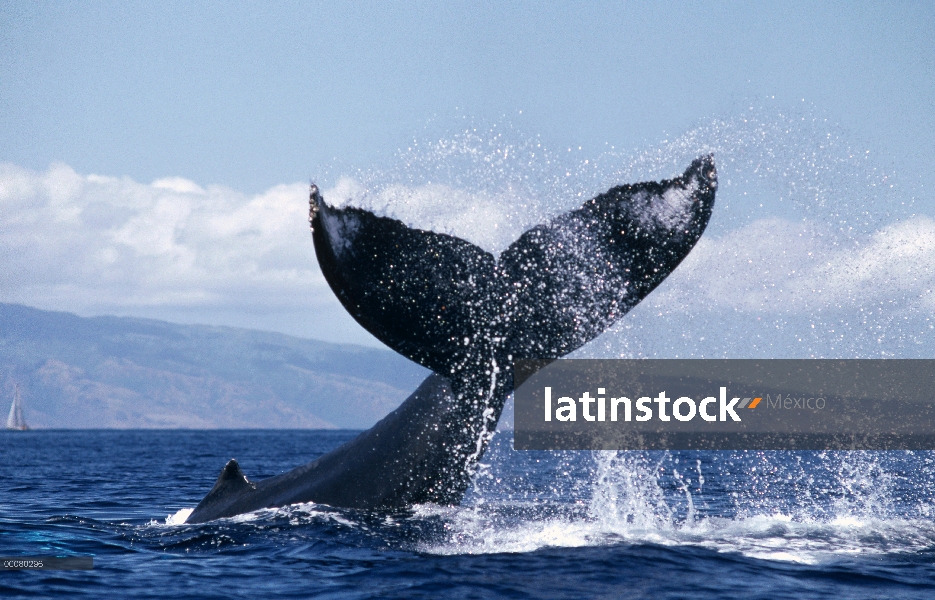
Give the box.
[186,156,716,523]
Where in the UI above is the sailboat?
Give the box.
[6,382,28,431]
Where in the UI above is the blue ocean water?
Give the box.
[3,429,935,599]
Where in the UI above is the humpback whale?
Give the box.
[185,156,717,523]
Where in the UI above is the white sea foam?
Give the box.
[166,508,193,525]
[418,448,935,564]
[418,490,935,565]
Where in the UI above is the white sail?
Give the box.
[5,395,15,428]
[6,382,28,430]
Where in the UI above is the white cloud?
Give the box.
[0,162,335,329]
[0,163,553,344]
[650,216,935,315]
[2,161,932,353]
[577,217,935,360]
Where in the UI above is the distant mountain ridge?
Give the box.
[0,303,429,429]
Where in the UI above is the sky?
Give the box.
[1,1,934,353]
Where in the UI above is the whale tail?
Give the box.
[311,155,716,383]
[309,156,716,490]
[182,157,717,523]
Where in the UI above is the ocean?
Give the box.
[3,429,935,599]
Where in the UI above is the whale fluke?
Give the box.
[186,157,716,523]
[311,156,716,376]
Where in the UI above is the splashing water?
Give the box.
[320,106,934,357]
[419,439,935,565]
[323,105,907,246]
[312,105,935,565]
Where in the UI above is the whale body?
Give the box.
[185,156,717,523]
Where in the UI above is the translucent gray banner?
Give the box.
[512,360,935,450]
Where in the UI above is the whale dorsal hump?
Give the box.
[188,459,256,521]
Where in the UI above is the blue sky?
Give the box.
[3,1,932,191]
[1,1,934,353]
